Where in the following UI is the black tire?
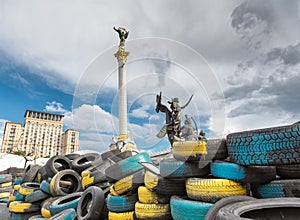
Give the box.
[43,156,71,180]
[144,171,186,196]
[211,160,276,184]
[159,158,209,178]
[204,195,255,220]
[71,153,102,174]
[25,189,50,203]
[22,165,41,183]
[215,198,300,220]
[226,122,300,165]
[77,186,105,220]
[101,149,121,160]
[251,179,300,199]
[276,164,300,179]
[50,169,82,197]
[65,153,81,161]
[0,174,12,184]
[105,152,152,183]
[49,192,83,215]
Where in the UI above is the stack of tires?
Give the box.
[206,121,300,219]
[165,139,245,219]
[105,152,152,219]
[0,174,12,203]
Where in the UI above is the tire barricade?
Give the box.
[3,121,300,219]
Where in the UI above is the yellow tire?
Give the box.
[14,185,21,191]
[110,185,119,196]
[138,186,169,204]
[0,192,10,199]
[108,211,135,220]
[144,171,159,191]
[173,141,207,161]
[81,173,94,190]
[0,181,12,188]
[9,201,40,213]
[186,178,246,202]
[37,173,42,183]
[9,196,16,202]
[114,170,144,196]
[19,183,40,196]
[135,202,171,219]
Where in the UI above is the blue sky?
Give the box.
[0,0,299,153]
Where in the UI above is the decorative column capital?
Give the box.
[114,46,130,62]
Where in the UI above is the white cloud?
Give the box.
[129,105,150,118]
[45,101,68,113]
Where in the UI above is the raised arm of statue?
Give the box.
[113,26,129,42]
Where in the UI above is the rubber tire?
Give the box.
[226,122,300,165]
[14,191,25,201]
[159,158,209,178]
[144,171,186,196]
[138,186,170,204]
[106,193,138,212]
[251,179,300,199]
[22,165,40,183]
[108,211,135,220]
[276,164,300,179]
[186,178,246,203]
[0,174,12,184]
[28,215,48,219]
[19,183,40,196]
[49,208,77,220]
[50,169,81,197]
[25,189,50,203]
[49,192,82,215]
[71,153,102,174]
[204,195,255,220]
[11,212,41,220]
[81,169,107,190]
[43,155,72,180]
[9,201,40,213]
[41,197,60,218]
[77,186,105,220]
[135,202,171,220]
[105,152,152,183]
[40,180,51,195]
[170,195,213,220]
[211,160,276,184]
[215,198,300,220]
[101,149,121,160]
[0,181,12,188]
[65,153,81,161]
[0,186,12,193]
[113,169,145,195]
[172,141,207,162]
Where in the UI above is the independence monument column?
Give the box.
[113,26,130,141]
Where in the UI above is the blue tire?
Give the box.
[25,190,50,203]
[106,194,138,212]
[211,161,276,184]
[170,196,213,220]
[105,152,151,183]
[49,192,82,215]
[40,180,51,195]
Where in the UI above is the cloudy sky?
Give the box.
[0,0,299,153]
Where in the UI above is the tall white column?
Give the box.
[114,38,130,139]
[118,59,128,135]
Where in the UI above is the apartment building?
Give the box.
[1,110,79,158]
